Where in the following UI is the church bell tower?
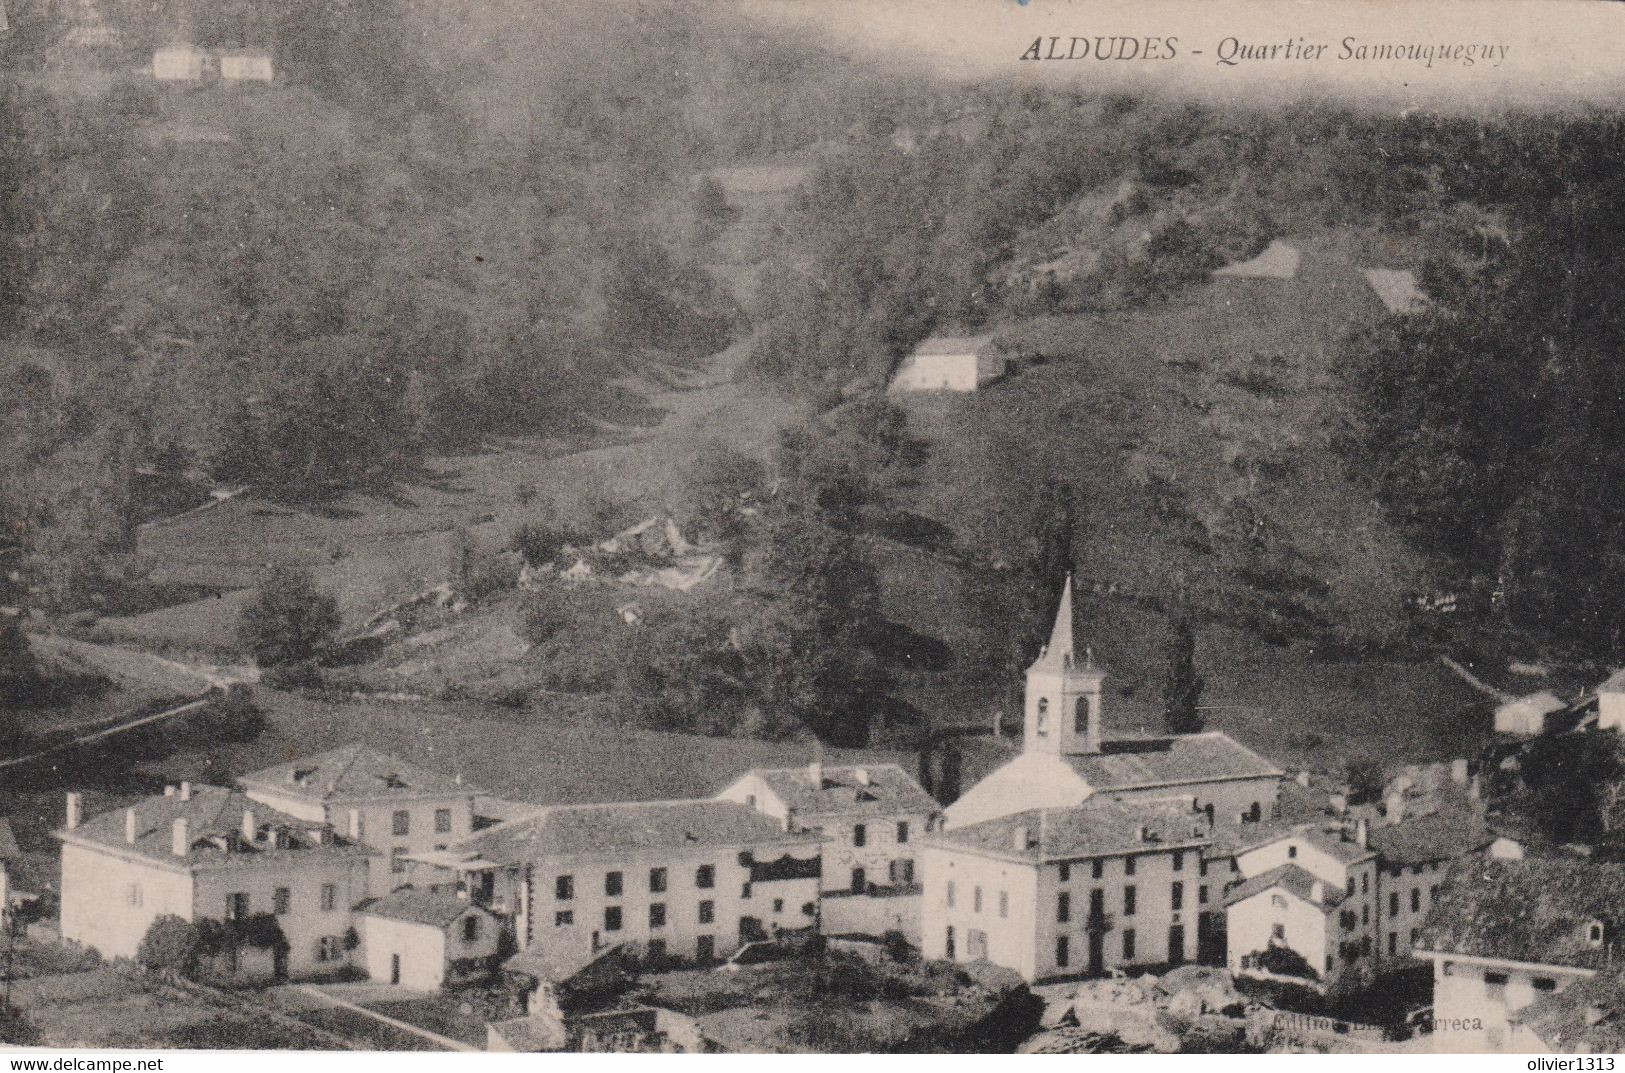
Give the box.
[1023,576,1105,755]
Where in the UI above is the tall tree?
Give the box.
[1162,604,1205,735]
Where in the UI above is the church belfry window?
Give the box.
[1074,697,1089,735]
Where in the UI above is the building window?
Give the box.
[773,899,784,913]
[392,810,410,837]
[321,884,337,912]
[1199,859,1209,877]
[273,887,291,915]
[1125,856,1136,877]
[463,916,480,943]
[698,900,715,925]
[852,867,866,894]
[897,821,910,844]
[317,936,342,962]
[973,886,983,913]
[1123,929,1136,960]
[606,871,623,897]
[1534,977,1558,992]
[1059,863,1070,883]
[555,911,573,927]
[1092,860,1105,880]
[1199,886,1208,905]
[696,936,715,961]
[890,859,915,886]
[1591,922,1606,946]
[1361,872,1369,894]
[1485,971,1509,995]
[1411,864,1423,876]
[390,847,408,873]
[1089,889,1105,921]
[1272,923,1285,940]
[1056,936,1070,968]
[1430,884,1439,902]
[696,864,715,889]
[1410,927,1420,944]
[1036,697,1050,735]
[556,875,575,901]
[1389,932,1397,956]
[854,824,867,848]
[1361,905,1369,925]
[1244,802,1262,823]
[226,892,249,920]
[999,891,1009,919]
[1171,882,1183,912]
[1346,877,1356,896]
[1410,888,1421,913]
[947,881,956,908]
[1173,851,1184,872]
[1074,696,1089,735]
[650,903,667,928]
[435,808,452,834]
[1124,885,1136,916]
[1361,936,1372,956]
[1390,892,1399,915]
[1288,845,1298,859]
[605,907,623,932]
[650,867,667,893]
[1058,892,1071,923]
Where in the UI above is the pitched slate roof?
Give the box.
[1224,862,1347,909]
[447,800,819,866]
[1228,822,1377,866]
[910,334,994,356]
[930,797,1208,864]
[240,744,472,801]
[1417,858,1625,970]
[1067,732,1283,792]
[57,786,363,869]
[745,764,938,818]
[0,819,18,860]
[359,887,482,929]
[1367,806,1494,866]
[1511,966,1625,1052]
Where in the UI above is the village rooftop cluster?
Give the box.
[6,579,1624,1052]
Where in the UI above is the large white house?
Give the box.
[922,796,1211,982]
[410,799,824,980]
[943,578,1284,832]
[716,760,939,941]
[238,744,479,895]
[56,784,369,980]
[1415,857,1625,1053]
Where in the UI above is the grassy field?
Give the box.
[877,230,1493,771]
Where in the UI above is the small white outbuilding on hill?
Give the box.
[889,334,1006,393]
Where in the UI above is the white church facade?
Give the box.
[922,578,1285,982]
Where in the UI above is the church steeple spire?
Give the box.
[1023,575,1105,755]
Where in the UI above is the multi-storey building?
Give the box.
[1416,857,1625,1053]
[56,784,368,980]
[238,744,479,895]
[716,760,939,941]
[413,799,823,980]
[922,796,1211,982]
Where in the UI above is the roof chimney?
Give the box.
[164,785,176,797]
[125,808,138,844]
[782,808,799,834]
[179,781,192,802]
[854,768,871,787]
[172,817,189,857]
[348,807,362,840]
[1310,880,1326,904]
[1451,758,1470,786]
[1329,792,1348,816]
[65,792,82,831]
[241,809,257,843]
[1356,818,1369,849]
[1012,825,1029,852]
[1138,824,1151,843]
[1386,793,1405,826]
[807,759,823,788]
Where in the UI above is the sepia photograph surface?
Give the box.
[0,0,1622,1057]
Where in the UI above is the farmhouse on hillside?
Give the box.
[151,44,214,82]
[889,334,1007,393]
[1493,691,1567,737]
[219,48,274,83]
